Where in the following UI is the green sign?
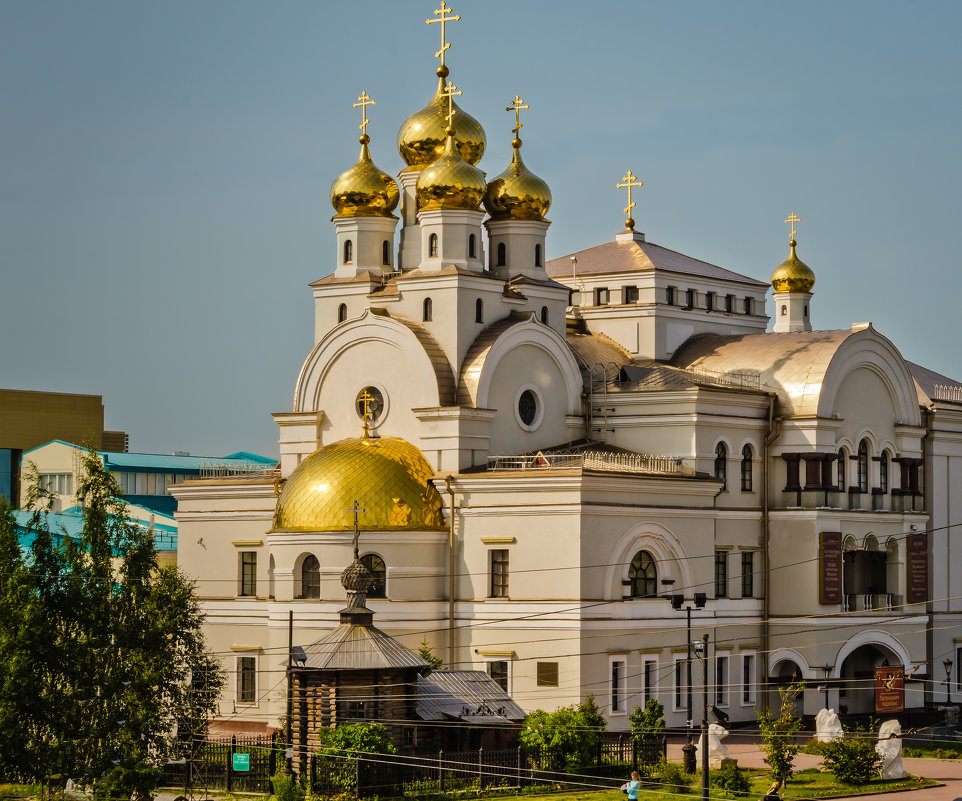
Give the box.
[232,753,250,772]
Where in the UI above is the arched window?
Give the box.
[382,240,390,266]
[301,554,320,599]
[429,233,439,258]
[337,303,347,323]
[423,297,433,322]
[741,444,753,492]
[540,306,548,324]
[469,233,477,259]
[780,305,787,316]
[714,442,728,489]
[628,550,657,598]
[496,242,506,266]
[360,553,386,598]
[535,243,542,267]
[475,298,483,323]
[343,239,353,264]
[880,450,889,493]
[837,448,846,491]
[857,439,869,492]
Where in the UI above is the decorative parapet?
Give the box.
[487,450,693,476]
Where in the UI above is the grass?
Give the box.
[0,786,41,800]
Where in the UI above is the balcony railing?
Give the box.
[487,450,693,475]
[842,593,899,612]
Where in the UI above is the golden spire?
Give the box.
[785,212,801,242]
[439,81,462,130]
[353,90,375,141]
[617,170,644,231]
[427,1,461,71]
[507,95,529,138]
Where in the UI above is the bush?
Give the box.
[821,723,882,785]
[94,764,161,801]
[758,680,804,784]
[709,763,751,797]
[315,722,397,793]
[520,694,606,771]
[652,759,691,794]
[270,772,305,801]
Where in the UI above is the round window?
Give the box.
[518,389,537,426]
[355,386,384,423]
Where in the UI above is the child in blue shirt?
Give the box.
[621,770,642,800]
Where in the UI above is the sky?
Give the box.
[1,1,960,458]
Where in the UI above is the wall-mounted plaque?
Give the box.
[907,534,928,605]
[875,666,904,713]
[820,531,842,605]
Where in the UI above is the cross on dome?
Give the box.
[427,1,461,70]
[507,95,529,137]
[439,81,463,130]
[357,387,379,436]
[617,170,644,230]
[347,499,365,558]
[353,90,375,139]
[785,212,801,242]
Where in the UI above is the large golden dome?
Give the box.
[483,138,551,221]
[415,128,487,211]
[273,436,446,532]
[398,67,486,169]
[771,239,815,293]
[330,136,400,218]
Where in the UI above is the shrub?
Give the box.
[271,772,305,801]
[709,762,751,797]
[629,698,666,767]
[653,759,691,794]
[821,722,882,785]
[315,722,397,793]
[757,680,804,784]
[520,693,606,771]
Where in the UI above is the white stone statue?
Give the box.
[876,719,906,779]
[696,723,730,769]
[815,708,844,743]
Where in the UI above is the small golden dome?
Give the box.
[398,67,486,169]
[415,128,487,211]
[483,138,552,221]
[771,239,815,293]
[330,136,400,218]
[273,436,445,532]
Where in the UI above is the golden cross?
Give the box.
[507,95,529,136]
[347,500,365,558]
[353,91,375,137]
[357,387,379,436]
[439,81,462,129]
[427,1,461,69]
[617,170,644,228]
[785,212,801,241]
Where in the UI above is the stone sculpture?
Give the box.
[815,707,844,743]
[876,719,906,779]
[696,722,732,769]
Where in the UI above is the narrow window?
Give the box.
[714,550,728,598]
[475,298,483,323]
[725,294,734,313]
[487,660,509,692]
[343,239,353,264]
[490,549,509,597]
[880,450,889,493]
[469,233,477,259]
[857,439,869,492]
[742,654,755,703]
[674,660,685,709]
[382,240,390,265]
[423,297,433,322]
[629,550,657,598]
[837,448,846,490]
[537,662,559,687]
[496,242,506,266]
[666,286,675,305]
[237,656,256,704]
[741,444,753,491]
[360,553,386,598]
[624,285,639,303]
[804,304,809,317]
[743,296,752,315]
[429,233,439,258]
[534,243,542,267]
[596,287,610,305]
[715,655,729,705]
[540,306,548,324]
[301,554,320,599]
[706,292,714,311]
[642,659,656,702]
[741,551,754,598]
[240,551,257,597]
[714,442,728,489]
[685,288,695,308]
[337,303,347,323]
[610,659,626,713]
[781,305,787,316]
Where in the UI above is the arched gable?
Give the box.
[768,648,814,680]
[832,629,912,677]
[603,522,694,601]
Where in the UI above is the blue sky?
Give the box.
[1,1,960,457]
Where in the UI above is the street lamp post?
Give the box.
[695,635,710,801]
[944,658,953,706]
[671,592,707,773]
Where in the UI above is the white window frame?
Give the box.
[235,654,258,706]
[715,654,729,707]
[740,651,756,706]
[484,658,512,694]
[609,656,628,716]
[672,655,687,712]
[641,656,659,703]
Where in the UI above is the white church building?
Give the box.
[172,10,962,735]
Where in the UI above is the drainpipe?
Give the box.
[444,475,456,669]
[921,406,934,709]
[762,393,781,715]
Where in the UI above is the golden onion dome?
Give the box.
[273,436,446,532]
[771,239,816,293]
[483,137,552,221]
[415,127,487,212]
[398,67,486,169]
[330,135,400,218]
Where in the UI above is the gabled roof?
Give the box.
[906,361,962,406]
[21,440,276,472]
[297,622,431,671]
[546,238,768,288]
[417,670,525,724]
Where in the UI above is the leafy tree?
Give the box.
[519,693,606,771]
[315,722,397,792]
[417,638,444,670]
[757,681,805,785]
[629,697,666,767]
[821,721,882,785]
[0,450,224,795]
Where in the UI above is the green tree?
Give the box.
[315,722,397,793]
[519,693,607,771]
[758,681,805,785]
[417,638,444,670]
[629,697,666,766]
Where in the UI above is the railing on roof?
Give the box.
[198,462,280,479]
[660,365,761,390]
[933,384,962,404]
[487,450,692,476]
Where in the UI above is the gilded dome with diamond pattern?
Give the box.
[771,239,815,294]
[415,128,487,212]
[273,436,446,531]
[483,138,551,221]
[330,136,400,218]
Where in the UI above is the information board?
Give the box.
[875,666,905,713]
[819,531,843,604]
[907,534,928,605]
[232,753,250,772]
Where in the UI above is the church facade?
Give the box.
[172,8,962,735]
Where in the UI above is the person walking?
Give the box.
[762,780,782,800]
[621,770,642,800]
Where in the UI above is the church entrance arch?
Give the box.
[768,657,805,717]
[838,642,901,715]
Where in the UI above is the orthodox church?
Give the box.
[172,6,962,736]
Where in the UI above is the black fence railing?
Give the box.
[159,734,278,794]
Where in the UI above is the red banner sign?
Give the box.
[875,666,904,713]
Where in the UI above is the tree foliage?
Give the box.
[758,681,805,785]
[417,638,444,670]
[0,451,223,796]
[821,720,882,785]
[315,722,397,792]
[629,697,665,741]
[519,693,606,770]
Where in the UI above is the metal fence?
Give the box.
[159,734,278,794]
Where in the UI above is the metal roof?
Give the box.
[13,504,177,552]
[298,623,431,671]
[417,670,525,724]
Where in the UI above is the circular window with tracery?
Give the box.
[518,389,538,427]
[355,386,384,424]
